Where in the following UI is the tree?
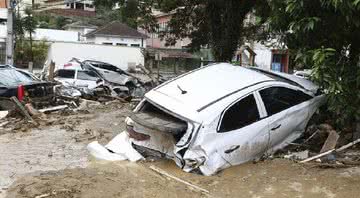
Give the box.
[94,0,260,61]
[93,0,139,29]
[261,0,360,134]
[22,8,38,63]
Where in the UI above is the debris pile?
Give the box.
[278,123,360,168]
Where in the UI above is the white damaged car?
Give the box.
[90,63,325,175]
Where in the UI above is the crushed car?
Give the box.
[63,58,150,98]
[88,63,325,175]
[0,65,55,110]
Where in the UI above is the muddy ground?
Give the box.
[1,102,360,198]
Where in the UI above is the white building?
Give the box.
[41,0,95,11]
[85,21,148,48]
[47,42,145,70]
[32,28,79,42]
[64,21,97,41]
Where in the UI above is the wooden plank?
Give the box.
[149,165,209,194]
[10,97,36,123]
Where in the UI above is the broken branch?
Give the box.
[300,138,360,163]
[149,165,210,194]
[10,97,36,123]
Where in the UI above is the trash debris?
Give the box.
[87,132,143,162]
[0,111,8,119]
[10,96,37,123]
[284,150,309,160]
[300,138,360,163]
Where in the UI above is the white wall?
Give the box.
[47,42,144,70]
[253,42,272,70]
[0,25,6,42]
[33,28,79,42]
[66,27,97,41]
[0,8,7,20]
[86,36,146,47]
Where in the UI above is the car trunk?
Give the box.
[0,82,55,110]
[127,101,188,158]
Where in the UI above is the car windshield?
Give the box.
[77,70,100,81]
[0,69,34,86]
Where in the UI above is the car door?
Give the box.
[209,93,270,165]
[258,86,313,152]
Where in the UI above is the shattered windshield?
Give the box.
[0,69,34,86]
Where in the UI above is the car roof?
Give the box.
[151,63,275,112]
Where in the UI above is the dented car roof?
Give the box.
[151,63,273,110]
[145,63,319,122]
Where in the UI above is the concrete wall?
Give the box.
[33,28,79,42]
[0,8,7,20]
[66,27,96,41]
[253,42,273,70]
[86,36,146,47]
[47,42,144,70]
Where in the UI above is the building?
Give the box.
[39,0,96,18]
[0,0,7,64]
[141,9,290,73]
[41,0,94,11]
[85,21,148,47]
[142,10,191,49]
[64,21,97,41]
[32,28,79,42]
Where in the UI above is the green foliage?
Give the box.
[262,0,360,129]
[22,8,38,35]
[93,0,139,28]
[154,0,259,61]
[93,0,260,61]
[15,40,49,67]
[35,14,71,30]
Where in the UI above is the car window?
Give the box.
[77,71,100,81]
[0,69,34,86]
[55,70,75,79]
[259,87,313,116]
[219,94,260,133]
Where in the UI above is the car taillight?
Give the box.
[64,63,72,67]
[17,85,25,101]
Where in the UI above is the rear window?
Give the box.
[0,69,34,86]
[55,70,75,79]
[219,94,260,132]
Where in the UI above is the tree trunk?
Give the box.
[29,31,33,63]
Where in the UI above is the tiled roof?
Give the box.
[0,0,7,8]
[85,21,148,39]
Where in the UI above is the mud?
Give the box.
[0,101,131,198]
[5,159,360,198]
[1,102,360,198]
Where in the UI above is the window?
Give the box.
[116,43,127,46]
[77,71,100,81]
[219,94,260,132]
[260,87,313,116]
[55,70,75,79]
[131,44,140,47]
[0,69,33,86]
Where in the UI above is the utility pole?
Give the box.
[6,0,15,65]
